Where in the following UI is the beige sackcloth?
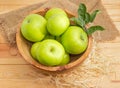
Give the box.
[0,0,119,88]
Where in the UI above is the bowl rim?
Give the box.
[16,8,93,72]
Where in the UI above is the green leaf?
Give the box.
[70,16,85,28]
[78,15,85,28]
[86,26,105,35]
[78,3,86,20]
[85,13,90,24]
[90,10,100,22]
[70,3,104,35]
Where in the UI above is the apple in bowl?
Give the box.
[61,26,88,54]
[21,14,47,42]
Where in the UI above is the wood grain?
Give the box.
[0,0,120,87]
[0,0,47,14]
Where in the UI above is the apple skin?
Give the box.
[30,42,41,60]
[36,39,65,66]
[61,26,88,54]
[21,14,47,42]
[45,8,67,20]
[59,52,70,66]
[47,14,70,36]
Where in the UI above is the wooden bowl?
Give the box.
[16,8,92,71]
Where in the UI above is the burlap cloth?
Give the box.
[0,0,119,88]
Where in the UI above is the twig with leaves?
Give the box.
[70,3,104,35]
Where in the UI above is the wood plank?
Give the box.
[0,65,46,79]
[0,43,28,64]
[101,0,120,4]
[98,76,120,88]
[0,43,9,50]
[110,16,120,22]
[0,58,28,64]
[105,9,120,16]
[0,79,55,88]
[101,0,120,23]
[0,0,47,14]
[103,5,120,9]
[0,0,45,5]
[97,43,120,63]
[0,44,19,58]
[0,65,55,88]
[114,22,120,31]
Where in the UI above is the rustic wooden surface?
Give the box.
[0,0,120,88]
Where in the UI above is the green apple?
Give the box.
[45,8,67,20]
[61,26,88,54]
[47,14,70,36]
[36,39,65,66]
[59,52,70,66]
[21,14,47,42]
[30,42,41,60]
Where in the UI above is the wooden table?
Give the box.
[0,0,120,88]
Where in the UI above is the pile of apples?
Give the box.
[21,8,88,66]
